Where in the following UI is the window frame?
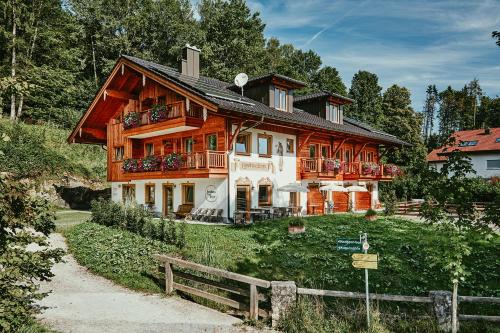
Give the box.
[206,133,218,151]
[274,86,288,111]
[258,133,273,158]
[184,137,193,153]
[114,146,124,161]
[258,184,273,207]
[486,159,500,170]
[182,183,195,205]
[235,132,252,155]
[144,143,154,157]
[144,184,155,205]
[309,144,317,158]
[286,138,294,153]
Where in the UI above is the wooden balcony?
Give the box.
[122,101,204,138]
[300,158,400,181]
[110,151,227,181]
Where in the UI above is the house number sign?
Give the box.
[205,185,217,202]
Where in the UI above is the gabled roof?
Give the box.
[427,128,500,162]
[227,72,307,90]
[69,55,409,146]
[294,91,354,104]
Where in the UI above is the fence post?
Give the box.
[271,281,296,328]
[430,291,453,332]
[249,284,258,320]
[165,261,174,294]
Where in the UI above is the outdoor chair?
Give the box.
[175,204,193,219]
[234,212,246,225]
[201,209,215,222]
[193,208,207,221]
[214,209,223,223]
[185,207,199,221]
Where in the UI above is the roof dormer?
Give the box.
[294,91,354,125]
[228,73,305,112]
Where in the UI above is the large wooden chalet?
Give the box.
[69,45,408,222]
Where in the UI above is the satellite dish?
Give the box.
[234,73,248,96]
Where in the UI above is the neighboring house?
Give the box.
[68,45,408,221]
[427,127,500,179]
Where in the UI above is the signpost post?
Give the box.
[362,233,370,329]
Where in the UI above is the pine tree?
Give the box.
[438,86,461,139]
[466,79,482,128]
[422,84,438,142]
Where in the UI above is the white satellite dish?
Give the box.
[234,73,248,96]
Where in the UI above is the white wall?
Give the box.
[429,152,500,179]
[228,126,297,218]
[111,178,228,216]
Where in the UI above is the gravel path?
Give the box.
[37,233,253,333]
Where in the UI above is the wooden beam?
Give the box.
[83,127,106,140]
[353,143,367,161]
[297,132,314,153]
[105,89,138,101]
[333,138,347,156]
[228,121,244,152]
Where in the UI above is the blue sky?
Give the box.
[245,0,500,111]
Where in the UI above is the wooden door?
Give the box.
[163,185,174,216]
[307,184,324,215]
[236,185,251,219]
[355,192,372,210]
[333,192,349,212]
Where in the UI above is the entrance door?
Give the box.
[333,191,349,212]
[307,184,324,215]
[355,192,372,210]
[163,185,174,216]
[236,185,251,219]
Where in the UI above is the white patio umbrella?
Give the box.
[319,184,348,192]
[346,185,368,192]
[278,183,309,192]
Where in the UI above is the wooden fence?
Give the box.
[396,201,487,216]
[298,287,500,323]
[155,254,270,320]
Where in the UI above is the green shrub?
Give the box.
[365,208,377,217]
[288,217,305,227]
[381,189,397,216]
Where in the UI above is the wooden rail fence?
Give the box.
[396,201,488,216]
[155,254,270,320]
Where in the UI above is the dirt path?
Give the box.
[37,233,253,333]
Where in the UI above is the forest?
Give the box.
[0,0,499,188]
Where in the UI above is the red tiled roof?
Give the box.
[427,127,500,162]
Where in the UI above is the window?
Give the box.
[367,152,374,162]
[206,134,217,151]
[184,137,193,153]
[145,143,154,156]
[326,103,341,123]
[335,149,341,159]
[290,192,299,207]
[114,146,124,161]
[274,87,287,111]
[458,140,478,147]
[286,139,294,153]
[145,184,155,205]
[258,134,272,157]
[496,138,500,143]
[258,185,272,206]
[486,160,500,169]
[344,149,352,162]
[235,133,251,155]
[182,184,194,205]
[321,146,329,158]
[309,145,317,158]
[122,185,136,205]
[360,152,365,162]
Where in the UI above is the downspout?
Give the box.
[227,150,231,223]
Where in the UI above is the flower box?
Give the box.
[384,164,401,176]
[123,112,141,129]
[123,158,142,172]
[149,104,169,123]
[288,225,306,234]
[163,153,183,170]
[324,159,341,172]
[362,163,380,176]
[142,155,161,171]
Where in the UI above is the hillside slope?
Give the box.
[0,119,106,183]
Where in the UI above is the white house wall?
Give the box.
[429,153,500,179]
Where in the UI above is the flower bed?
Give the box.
[324,159,341,172]
[384,164,401,176]
[162,153,183,170]
[149,104,169,123]
[123,112,141,129]
[362,162,381,175]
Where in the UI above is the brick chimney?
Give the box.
[180,44,200,78]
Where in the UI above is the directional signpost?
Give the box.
[337,233,379,329]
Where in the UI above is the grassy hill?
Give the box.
[0,119,106,182]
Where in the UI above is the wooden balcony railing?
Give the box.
[123,101,203,130]
[300,158,401,179]
[122,151,226,173]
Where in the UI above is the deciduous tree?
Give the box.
[347,70,383,127]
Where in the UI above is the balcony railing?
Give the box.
[300,158,401,178]
[123,101,203,130]
[122,151,226,173]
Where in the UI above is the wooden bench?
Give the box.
[175,204,193,219]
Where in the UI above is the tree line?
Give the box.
[0,0,498,167]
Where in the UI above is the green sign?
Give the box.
[337,238,362,252]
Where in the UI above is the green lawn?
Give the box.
[54,210,91,232]
[64,213,500,331]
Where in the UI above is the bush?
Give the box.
[90,199,186,249]
[288,217,305,227]
[381,189,397,216]
[365,208,377,217]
